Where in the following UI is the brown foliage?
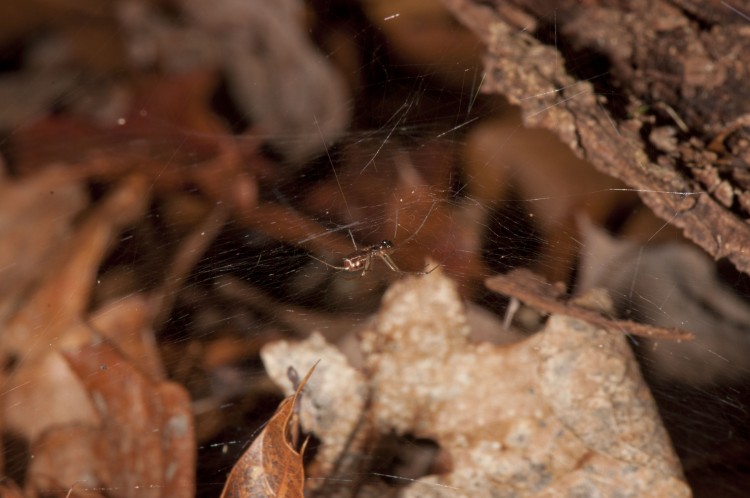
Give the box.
[262,269,690,497]
[2,0,750,496]
[220,364,316,498]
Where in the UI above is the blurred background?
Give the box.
[0,0,749,496]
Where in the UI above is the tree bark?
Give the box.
[443,0,750,275]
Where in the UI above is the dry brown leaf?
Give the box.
[89,294,165,381]
[363,269,688,497]
[10,71,224,171]
[156,382,196,498]
[18,335,193,498]
[261,333,369,490]
[0,167,87,322]
[0,173,149,364]
[63,340,195,498]
[262,269,690,497]
[0,174,150,444]
[10,72,266,218]
[2,350,99,448]
[220,363,317,498]
[0,171,194,497]
[26,424,105,498]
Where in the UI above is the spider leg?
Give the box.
[309,254,349,271]
[377,253,400,273]
[378,253,436,275]
[347,229,359,251]
[361,255,372,276]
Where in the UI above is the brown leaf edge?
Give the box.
[219,361,318,498]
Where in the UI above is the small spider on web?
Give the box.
[309,118,439,277]
[309,200,439,277]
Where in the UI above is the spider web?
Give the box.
[1,1,750,497]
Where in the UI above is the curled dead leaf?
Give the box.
[220,362,317,498]
[261,333,369,492]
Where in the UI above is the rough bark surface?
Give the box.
[442,0,750,275]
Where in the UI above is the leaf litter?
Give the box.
[261,268,690,497]
[219,363,317,498]
[1,0,749,496]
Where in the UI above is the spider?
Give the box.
[309,201,438,276]
[310,239,435,276]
